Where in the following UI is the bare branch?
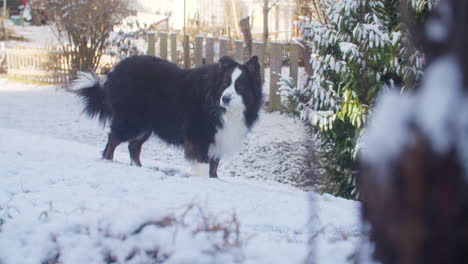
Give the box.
[268,0,281,11]
[44,0,132,73]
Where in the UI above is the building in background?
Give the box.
[135,0,296,40]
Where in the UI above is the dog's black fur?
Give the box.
[72,55,262,177]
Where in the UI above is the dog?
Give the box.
[70,55,262,178]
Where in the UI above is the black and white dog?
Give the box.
[71,55,262,178]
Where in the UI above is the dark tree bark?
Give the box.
[240,16,252,58]
[359,1,468,263]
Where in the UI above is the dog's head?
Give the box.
[218,56,262,120]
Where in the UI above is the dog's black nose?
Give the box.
[222,95,231,104]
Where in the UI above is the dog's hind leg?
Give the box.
[102,132,122,160]
[128,131,151,167]
[209,158,220,178]
[106,113,144,162]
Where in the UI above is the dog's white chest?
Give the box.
[209,111,248,158]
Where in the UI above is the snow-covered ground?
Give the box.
[0,80,361,263]
[3,24,58,48]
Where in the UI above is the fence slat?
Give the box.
[253,41,265,82]
[205,37,214,64]
[219,38,228,58]
[234,40,244,62]
[288,43,300,112]
[289,42,299,87]
[269,42,282,111]
[183,35,190,68]
[228,39,233,55]
[194,36,204,66]
[170,33,177,64]
[147,32,156,56]
[159,32,168,60]
[6,48,11,71]
[6,47,70,84]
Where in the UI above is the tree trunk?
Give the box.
[358,1,468,263]
[239,16,252,58]
[262,0,269,69]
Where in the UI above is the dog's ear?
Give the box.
[245,56,260,74]
[219,56,236,69]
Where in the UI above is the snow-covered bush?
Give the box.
[32,204,246,264]
[281,0,437,198]
[44,0,133,73]
[105,19,151,60]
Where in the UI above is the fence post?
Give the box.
[194,36,204,66]
[147,32,156,56]
[170,32,177,64]
[6,49,10,75]
[219,38,228,58]
[287,42,300,112]
[205,37,214,64]
[234,40,244,62]
[183,34,190,68]
[228,39,233,56]
[253,41,265,82]
[290,43,299,87]
[159,32,168,60]
[269,42,282,111]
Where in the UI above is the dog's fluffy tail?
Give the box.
[69,71,111,125]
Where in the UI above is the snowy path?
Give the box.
[0,80,361,263]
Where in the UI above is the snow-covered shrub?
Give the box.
[281,0,437,198]
[105,19,151,61]
[295,0,327,24]
[44,0,133,73]
[36,204,246,264]
[105,13,174,62]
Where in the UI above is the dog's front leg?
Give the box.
[209,158,220,178]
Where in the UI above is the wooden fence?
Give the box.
[6,47,70,83]
[5,33,303,111]
[147,32,302,111]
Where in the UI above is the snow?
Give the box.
[4,24,58,48]
[362,55,468,180]
[0,80,361,263]
[426,18,448,42]
[424,0,449,42]
[360,89,416,178]
[339,42,358,56]
[417,55,463,154]
[355,222,381,264]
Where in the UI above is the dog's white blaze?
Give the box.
[69,72,98,91]
[192,162,209,177]
[209,67,248,158]
[220,68,244,109]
